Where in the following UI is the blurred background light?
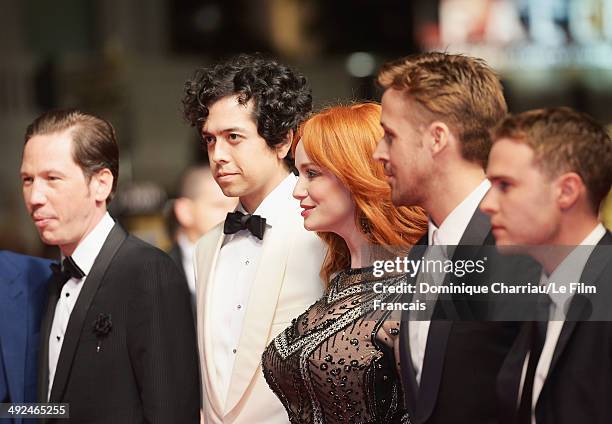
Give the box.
[346,52,376,78]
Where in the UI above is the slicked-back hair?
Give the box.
[378,52,507,167]
[182,53,312,170]
[24,109,119,203]
[492,107,612,213]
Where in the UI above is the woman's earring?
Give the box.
[360,214,371,234]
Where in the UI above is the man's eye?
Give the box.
[22,176,33,185]
[228,133,240,141]
[497,181,510,192]
[203,136,215,145]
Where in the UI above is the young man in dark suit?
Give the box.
[20,109,200,423]
[373,52,518,424]
[481,107,612,424]
[0,251,51,423]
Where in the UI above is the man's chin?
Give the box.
[38,228,65,246]
[391,190,412,207]
[494,242,527,256]
[39,235,58,247]
[218,185,242,199]
[38,228,52,241]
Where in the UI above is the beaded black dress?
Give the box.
[262,267,410,424]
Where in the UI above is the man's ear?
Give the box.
[426,121,450,156]
[92,168,114,203]
[276,129,294,160]
[556,172,584,210]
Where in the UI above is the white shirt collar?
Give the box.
[65,212,115,275]
[428,179,491,246]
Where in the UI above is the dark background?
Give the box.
[1,0,610,256]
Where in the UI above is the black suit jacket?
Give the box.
[167,242,187,282]
[400,209,536,424]
[498,231,612,424]
[38,224,200,423]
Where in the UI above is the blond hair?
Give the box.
[378,52,507,166]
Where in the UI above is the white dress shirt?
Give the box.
[177,231,196,300]
[48,212,115,399]
[521,223,606,424]
[409,179,491,384]
[209,173,296,407]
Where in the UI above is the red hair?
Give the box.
[293,103,427,284]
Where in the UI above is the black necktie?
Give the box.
[518,294,551,423]
[223,211,266,240]
[50,256,86,296]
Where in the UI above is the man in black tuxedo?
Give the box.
[373,52,519,424]
[481,107,612,424]
[20,109,200,423]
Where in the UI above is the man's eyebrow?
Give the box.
[221,127,246,134]
[20,168,67,177]
[202,126,248,135]
[487,174,515,182]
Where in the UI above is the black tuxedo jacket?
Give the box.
[498,231,612,424]
[38,224,200,423]
[399,209,537,424]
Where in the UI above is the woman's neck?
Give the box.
[343,230,375,269]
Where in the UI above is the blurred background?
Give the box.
[1,0,611,257]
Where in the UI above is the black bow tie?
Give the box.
[223,211,266,240]
[50,256,86,295]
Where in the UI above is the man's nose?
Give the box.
[210,139,231,164]
[373,138,389,162]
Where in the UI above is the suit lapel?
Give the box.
[224,218,292,415]
[196,226,226,417]
[48,224,127,402]
[456,208,492,247]
[497,323,530,424]
[416,320,452,423]
[417,208,492,422]
[545,232,612,384]
[0,255,28,403]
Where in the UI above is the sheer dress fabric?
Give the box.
[262,267,410,424]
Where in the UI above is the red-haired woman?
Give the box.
[262,103,427,423]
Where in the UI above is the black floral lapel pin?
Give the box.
[93,313,112,353]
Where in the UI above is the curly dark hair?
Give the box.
[182,54,312,169]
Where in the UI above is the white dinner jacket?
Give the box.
[194,199,325,423]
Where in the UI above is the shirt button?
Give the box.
[66,292,70,297]
[232,349,237,354]
[245,260,250,265]
[237,304,242,310]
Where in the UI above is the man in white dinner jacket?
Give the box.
[182,54,325,423]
